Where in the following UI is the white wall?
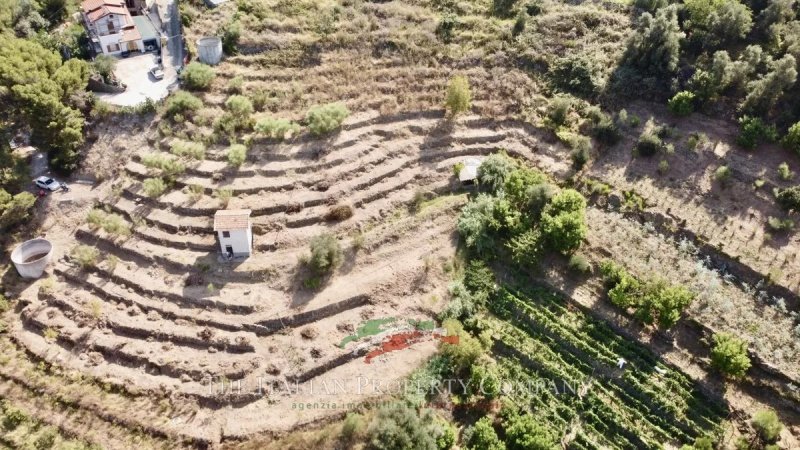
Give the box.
[217,228,252,256]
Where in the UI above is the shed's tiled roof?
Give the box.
[214,210,252,231]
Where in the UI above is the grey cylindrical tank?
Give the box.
[196,37,223,65]
[11,238,53,279]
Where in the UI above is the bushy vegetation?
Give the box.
[226,144,247,167]
[254,117,301,140]
[0,37,89,172]
[364,405,453,450]
[0,189,35,230]
[86,209,131,237]
[710,332,751,379]
[775,185,800,211]
[600,261,695,328]
[180,62,215,90]
[71,245,100,269]
[306,103,350,135]
[164,91,203,119]
[445,75,472,115]
[736,116,777,149]
[307,233,343,274]
[170,140,206,160]
[141,153,186,180]
[142,178,167,198]
[668,91,695,116]
[751,409,783,443]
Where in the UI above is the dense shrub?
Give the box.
[622,6,683,78]
[227,144,247,167]
[492,0,519,18]
[714,165,731,184]
[436,13,458,42]
[740,54,797,115]
[782,121,800,155]
[710,332,751,378]
[540,189,587,253]
[636,133,662,156]
[775,185,800,211]
[504,414,558,450]
[164,91,203,118]
[141,153,185,180]
[440,319,485,373]
[306,103,350,135]
[71,245,100,269]
[219,19,241,55]
[142,177,167,197]
[478,153,518,192]
[752,409,783,443]
[592,117,622,145]
[507,228,544,267]
[86,209,130,236]
[458,194,520,256]
[225,95,254,124]
[0,189,35,230]
[181,62,215,90]
[463,260,497,302]
[254,117,301,140]
[364,406,438,450]
[568,253,591,273]
[548,54,599,98]
[308,233,343,274]
[545,96,572,128]
[445,75,472,115]
[324,204,354,221]
[736,116,778,149]
[170,140,206,160]
[668,91,695,116]
[466,417,505,450]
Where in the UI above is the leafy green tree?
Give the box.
[91,55,116,83]
[306,103,350,135]
[181,62,215,90]
[467,417,505,450]
[740,54,797,114]
[705,0,753,48]
[668,91,696,116]
[458,194,520,256]
[622,6,684,78]
[477,153,517,193]
[507,227,544,266]
[504,414,558,450]
[470,361,501,399]
[710,332,751,379]
[0,189,36,230]
[445,75,472,116]
[0,37,86,173]
[540,189,587,253]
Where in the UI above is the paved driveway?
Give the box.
[96,53,178,107]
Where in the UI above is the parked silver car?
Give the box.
[34,176,61,191]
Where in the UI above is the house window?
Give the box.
[107,21,115,33]
[222,231,230,238]
[107,43,120,52]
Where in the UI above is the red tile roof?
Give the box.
[214,210,252,231]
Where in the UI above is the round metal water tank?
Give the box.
[11,238,53,279]
[196,37,223,65]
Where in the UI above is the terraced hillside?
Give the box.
[2,0,799,447]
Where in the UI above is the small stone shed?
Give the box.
[213,209,252,257]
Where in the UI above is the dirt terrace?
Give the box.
[10,107,800,444]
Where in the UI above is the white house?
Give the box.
[81,0,150,55]
[213,210,253,257]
